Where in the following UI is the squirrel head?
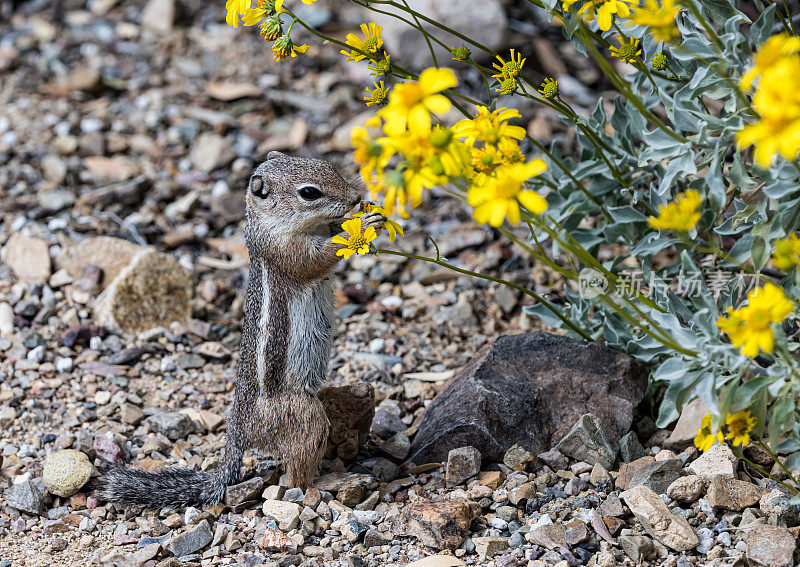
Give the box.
[245,152,361,242]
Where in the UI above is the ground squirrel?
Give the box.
[99,152,384,508]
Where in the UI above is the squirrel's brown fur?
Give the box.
[98,152,383,507]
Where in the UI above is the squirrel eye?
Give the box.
[298,185,323,201]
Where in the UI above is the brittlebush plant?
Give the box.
[229,0,800,493]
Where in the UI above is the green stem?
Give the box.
[732,444,799,494]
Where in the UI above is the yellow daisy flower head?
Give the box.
[492,49,526,80]
[378,67,457,135]
[736,56,800,168]
[694,414,724,451]
[538,77,559,99]
[651,52,668,71]
[716,282,794,357]
[272,35,310,62]
[647,189,702,231]
[773,232,800,271]
[225,0,251,28]
[610,36,642,63]
[332,218,377,259]
[628,0,680,42]
[259,15,283,41]
[242,0,275,26]
[453,106,527,147]
[364,81,389,106]
[351,125,391,184]
[724,410,757,447]
[340,22,384,62]
[377,167,412,219]
[496,76,518,95]
[563,0,632,31]
[354,202,405,241]
[741,32,800,90]
[451,43,471,62]
[467,159,548,227]
[368,54,391,77]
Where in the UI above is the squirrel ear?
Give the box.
[249,176,270,199]
[267,151,286,161]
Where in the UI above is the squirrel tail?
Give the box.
[98,434,244,509]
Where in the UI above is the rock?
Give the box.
[538,448,569,471]
[472,536,509,558]
[166,519,213,556]
[503,443,535,471]
[619,485,700,551]
[140,0,174,33]
[406,556,465,567]
[57,236,142,290]
[590,463,613,486]
[706,476,764,511]
[619,432,646,463]
[259,526,295,552]
[445,446,481,487]
[38,189,75,212]
[6,480,47,515]
[760,489,800,526]
[119,403,144,426]
[42,450,93,497]
[616,456,656,490]
[618,534,655,562]
[2,233,51,283]
[94,249,192,334]
[190,133,235,173]
[627,458,682,495]
[687,444,737,480]
[410,333,645,463]
[372,0,507,70]
[0,406,15,427]
[68,67,102,93]
[225,477,266,507]
[666,475,705,503]
[371,409,406,439]
[391,498,477,550]
[564,520,589,545]
[745,524,796,567]
[0,302,12,335]
[666,398,709,450]
[40,155,68,184]
[262,500,301,531]
[527,524,567,549]
[319,383,374,461]
[556,414,620,469]
[380,433,411,460]
[143,411,194,441]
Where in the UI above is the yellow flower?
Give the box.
[258,15,283,41]
[340,22,384,62]
[354,203,404,241]
[332,218,377,259]
[271,35,310,62]
[716,283,794,357]
[724,410,757,447]
[352,124,391,185]
[492,49,526,79]
[694,414,724,451]
[741,33,800,90]
[609,36,642,63]
[242,0,275,26]
[651,52,668,71]
[454,106,526,147]
[564,0,631,31]
[451,43,471,62]
[736,56,800,168]
[628,0,680,42]
[647,189,702,231]
[471,138,525,175]
[379,68,457,135]
[225,0,251,28]
[364,81,389,106]
[496,76,518,95]
[773,233,800,271]
[468,160,548,227]
[538,77,559,99]
[368,54,391,76]
[375,167,412,218]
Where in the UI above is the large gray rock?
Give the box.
[6,479,47,515]
[410,333,646,463]
[627,459,682,495]
[620,485,700,551]
[371,0,507,70]
[745,524,796,567]
[166,519,213,557]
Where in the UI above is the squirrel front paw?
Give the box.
[360,212,386,231]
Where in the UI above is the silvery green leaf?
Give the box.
[751,236,768,271]
[705,151,727,212]
[750,4,776,46]
[700,0,738,26]
[631,232,679,256]
[672,38,718,61]
[607,206,648,223]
